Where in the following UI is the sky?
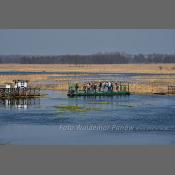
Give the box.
[0,29,175,55]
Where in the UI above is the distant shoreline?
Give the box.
[0,53,175,64]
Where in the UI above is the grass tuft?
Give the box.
[89,101,112,105]
[55,105,102,112]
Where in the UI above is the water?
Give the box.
[0,90,175,145]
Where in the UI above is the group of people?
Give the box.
[69,81,124,93]
[82,82,114,93]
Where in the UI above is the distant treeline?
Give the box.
[0,53,175,64]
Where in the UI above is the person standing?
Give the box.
[99,82,102,92]
[94,83,97,92]
[115,82,119,92]
[108,82,111,92]
[75,83,79,93]
[83,84,87,93]
[87,83,91,93]
[111,82,114,92]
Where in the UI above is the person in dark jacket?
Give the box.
[99,82,102,92]
[75,83,79,93]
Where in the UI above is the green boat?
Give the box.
[67,82,130,97]
[67,91,130,97]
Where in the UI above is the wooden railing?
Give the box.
[0,88,40,98]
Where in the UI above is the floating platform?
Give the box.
[67,81,130,97]
[67,91,130,97]
[0,88,40,99]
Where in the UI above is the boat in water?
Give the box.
[67,81,130,97]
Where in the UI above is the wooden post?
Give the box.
[168,86,169,94]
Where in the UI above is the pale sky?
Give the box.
[0,29,175,55]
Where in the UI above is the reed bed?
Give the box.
[0,64,175,94]
[1,64,175,74]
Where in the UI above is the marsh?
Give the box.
[0,64,175,144]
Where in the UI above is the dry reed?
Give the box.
[0,64,175,94]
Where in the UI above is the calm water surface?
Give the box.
[0,90,175,145]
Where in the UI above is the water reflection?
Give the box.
[0,98,40,109]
